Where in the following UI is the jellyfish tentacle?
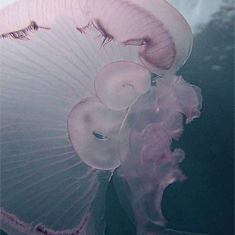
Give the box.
[155,76,202,124]
[67,97,124,170]
[116,75,203,235]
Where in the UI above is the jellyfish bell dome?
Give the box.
[0,0,193,76]
[95,61,151,111]
[0,15,139,235]
[0,0,204,235]
[90,0,193,76]
[67,97,124,170]
[127,0,193,76]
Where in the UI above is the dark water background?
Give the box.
[1,1,234,235]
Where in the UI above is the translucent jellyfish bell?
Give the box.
[128,0,193,75]
[0,1,204,235]
[90,0,193,75]
[0,16,139,234]
[116,77,202,235]
[68,97,124,170]
[1,0,192,76]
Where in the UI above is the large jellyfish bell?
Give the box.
[0,0,203,235]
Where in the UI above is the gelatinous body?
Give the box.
[95,61,151,110]
[0,0,205,235]
[68,97,124,170]
[0,0,90,36]
[0,17,137,235]
[128,0,193,75]
[0,0,192,75]
[117,78,202,234]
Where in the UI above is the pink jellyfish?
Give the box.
[0,0,204,235]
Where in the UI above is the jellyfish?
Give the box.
[0,0,204,235]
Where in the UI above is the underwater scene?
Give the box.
[0,0,234,235]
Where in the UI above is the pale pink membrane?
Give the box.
[1,0,192,76]
[128,0,193,75]
[0,0,90,37]
[95,61,151,110]
[156,76,202,124]
[68,97,124,170]
[0,17,138,235]
[116,76,203,235]
[90,0,193,75]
